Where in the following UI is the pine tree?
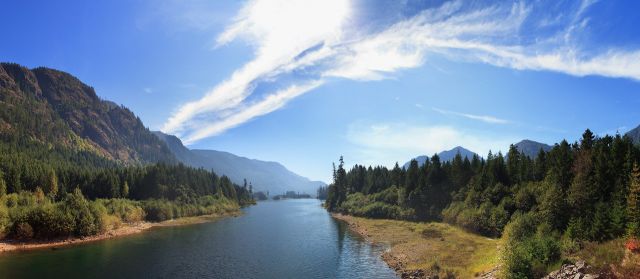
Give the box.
[627,163,640,237]
[45,168,59,198]
[121,181,130,198]
[405,160,420,194]
[0,171,6,197]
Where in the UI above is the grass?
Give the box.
[571,238,626,270]
[567,238,640,276]
[341,216,500,278]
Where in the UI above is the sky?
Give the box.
[2,0,640,183]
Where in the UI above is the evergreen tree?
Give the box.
[0,171,6,197]
[121,181,130,198]
[45,168,59,198]
[627,163,640,237]
[405,160,420,194]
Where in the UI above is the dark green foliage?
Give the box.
[316,186,329,200]
[324,129,640,277]
[628,163,640,237]
[501,216,562,279]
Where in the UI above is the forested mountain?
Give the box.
[0,63,254,242]
[325,129,640,277]
[627,124,640,145]
[403,146,477,169]
[154,131,325,195]
[0,63,175,164]
[514,139,552,158]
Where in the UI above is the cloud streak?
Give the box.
[163,0,640,144]
[432,107,510,124]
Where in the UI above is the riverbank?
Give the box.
[0,210,242,254]
[333,213,499,279]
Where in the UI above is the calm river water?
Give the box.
[0,199,397,278]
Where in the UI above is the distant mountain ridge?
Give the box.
[402,140,553,168]
[514,140,552,158]
[403,146,478,169]
[0,62,175,163]
[153,132,325,195]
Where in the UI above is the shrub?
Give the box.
[14,222,33,240]
[100,199,145,223]
[89,201,108,234]
[626,238,640,253]
[4,193,18,208]
[501,214,562,279]
[142,200,174,222]
[63,189,97,237]
[0,203,9,238]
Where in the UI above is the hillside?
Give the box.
[627,124,640,145]
[153,131,325,195]
[514,139,552,158]
[403,146,477,169]
[0,62,175,164]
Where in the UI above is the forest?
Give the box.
[324,129,640,278]
[0,134,254,241]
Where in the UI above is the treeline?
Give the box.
[0,141,254,204]
[272,191,312,200]
[0,138,254,241]
[324,130,640,278]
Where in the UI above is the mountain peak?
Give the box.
[626,124,640,145]
[403,146,478,169]
[514,139,552,158]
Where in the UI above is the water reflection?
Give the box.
[0,199,397,279]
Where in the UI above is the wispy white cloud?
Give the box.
[144,87,153,94]
[432,107,510,124]
[346,122,517,166]
[162,0,350,141]
[182,80,323,144]
[163,0,640,143]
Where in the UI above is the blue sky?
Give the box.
[2,0,640,183]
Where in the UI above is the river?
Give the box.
[0,199,398,279]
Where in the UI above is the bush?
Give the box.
[0,203,9,238]
[14,222,33,240]
[142,200,174,222]
[100,199,145,223]
[501,214,562,279]
[63,189,98,237]
[338,192,414,220]
[89,201,108,234]
[0,191,238,240]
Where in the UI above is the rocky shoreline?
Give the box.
[0,211,241,254]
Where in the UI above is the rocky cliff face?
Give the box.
[0,62,175,164]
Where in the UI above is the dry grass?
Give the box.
[572,239,626,270]
[569,238,640,277]
[335,215,499,278]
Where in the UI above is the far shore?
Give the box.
[332,213,499,279]
[0,210,242,254]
